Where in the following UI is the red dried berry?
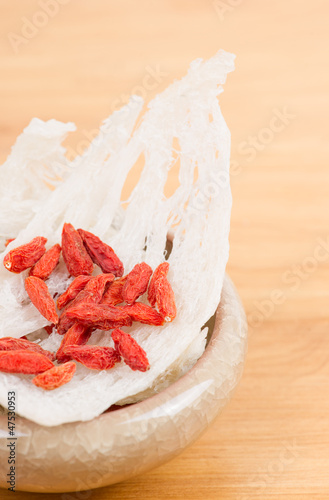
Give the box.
[29,243,61,280]
[123,302,164,326]
[57,275,92,310]
[0,350,54,374]
[0,337,55,361]
[3,236,47,273]
[25,276,59,324]
[56,323,92,363]
[61,223,94,277]
[66,302,132,330]
[57,273,114,335]
[65,345,121,370]
[78,228,124,277]
[111,328,150,372]
[57,313,75,337]
[101,276,127,306]
[148,262,169,307]
[44,324,55,335]
[32,361,76,390]
[29,244,61,280]
[154,276,177,322]
[74,273,115,303]
[122,262,153,305]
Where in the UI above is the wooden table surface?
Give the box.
[1,1,328,498]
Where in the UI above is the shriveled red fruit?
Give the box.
[148,262,169,307]
[65,345,121,370]
[123,302,164,326]
[44,324,55,335]
[3,236,47,273]
[57,275,92,310]
[78,228,124,277]
[61,223,94,277]
[71,273,115,303]
[111,328,150,372]
[122,262,153,305]
[33,361,76,390]
[154,276,177,322]
[29,243,61,280]
[57,273,115,335]
[25,276,58,324]
[56,323,92,363]
[0,350,54,374]
[66,303,132,330]
[0,337,55,361]
[57,313,75,337]
[101,276,127,306]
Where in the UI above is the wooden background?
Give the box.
[0,0,328,498]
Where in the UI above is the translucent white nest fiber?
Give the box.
[0,50,235,426]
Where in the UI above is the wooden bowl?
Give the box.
[0,274,247,493]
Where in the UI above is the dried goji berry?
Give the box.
[29,243,61,280]
[25,276,59,324]
[154,275,177,322]
[0,336,55,361]
[0,350,54,374]
[122,262,153,305]
[61,223,94,277]
[57,313,75,337]
[32,361,76,390]
[57,275,92,310]
[72,273,114,304]
[44,324,55,335]
[56,323,92,363]
[111,328,150,372]
[123,302,164,326]
[78,228,124,277]
[57,274,115,335]
[101,276,127,306]
[65,345,121,370]
[148,262,169,307]
[3,236,47,273]
[66,302,132,330]
[5,238,15,247]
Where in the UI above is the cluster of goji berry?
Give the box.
[1,224,176,391]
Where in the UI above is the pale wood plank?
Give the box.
[0,0,327,497]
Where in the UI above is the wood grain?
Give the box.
[0,0,328,498]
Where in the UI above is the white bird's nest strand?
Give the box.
[0,50,235,426]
